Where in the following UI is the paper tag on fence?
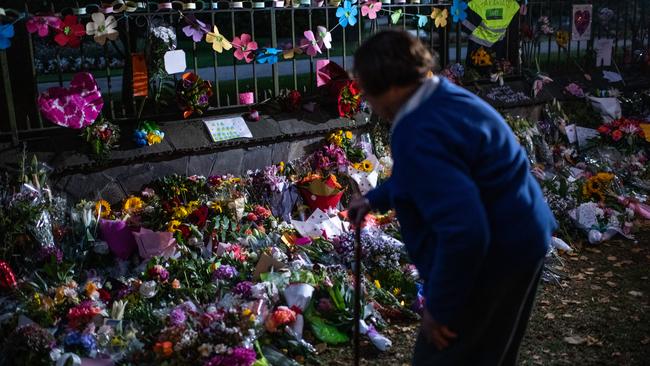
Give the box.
[565,124,599,147]
[164,50,187,74]
[595,39,613,67]
[204,117,253,142]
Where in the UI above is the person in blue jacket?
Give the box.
[348,30,557,366]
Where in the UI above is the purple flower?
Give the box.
[148,265,170,282]
[169,308,186,326]
[204,347,257,366]
[212,264,238,281]
[37,246,63,264]
[198,93,209,106]
[232,281,253,298]
[182,15,209,43]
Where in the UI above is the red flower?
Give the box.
[0,260,17,291]
[285,90,302,112]
[611,129,623,141]
[54,15,85,48]
[254,205,271,220]
[98,288,111,303]
[188,206,209,228]
[246,213,258,222]
[178,224,191,239]
[597,125,611,135]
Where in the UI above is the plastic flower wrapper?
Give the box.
[304,307,349,345]
[297,174,345,212]
[359,319,392,351]
[568,202,632,244]
[96,218,136,260]
[282,283,315,339]
[290,208,345,239]
[347,154,381,195]
[134,227,177,260]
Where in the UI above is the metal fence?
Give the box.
[0,0,648,144]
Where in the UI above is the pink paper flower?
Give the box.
[26,16,62,37]
[232,33,258,63]
[37,72,104,129]
[361,0,382,20]
[300,30,321,57]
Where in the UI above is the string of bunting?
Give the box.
[0,0,465,58]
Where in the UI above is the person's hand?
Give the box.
[347,195,371,226]
[421,309,458,350]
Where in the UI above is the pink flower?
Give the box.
[361,0,382,20]
[564,83,584,98]
[232,33,258,63]
[26,16,62,37]
[300,30,321,57]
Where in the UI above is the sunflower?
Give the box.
[210,201,223,214]
[167,220,181,232]
[172,206,189,219]
[122,196,143,212]
[361,160,374,172]
[94,199,111,218]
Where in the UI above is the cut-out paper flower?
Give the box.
[301,30,322,57]
[450,0,468,23]
[430,7,448,28]
[317,26,332,50]
[85,13,119,46]
[256,47,282,65]
[283,44,303,60]
[361,0,382,20]
[182,14,209,43]
[336,1,358,28]
[555,30,569,49]
[390,9,403,24]
[206,26,232,53]
[232,33,258,63]
[26,16,62,37]
[37,72,104,129]
[417,15,428,28]
[54,15,85,48]
[0,24,14,50]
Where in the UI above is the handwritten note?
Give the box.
[204,117,253,142]
[565,124,599,147]
[485,85,531,105]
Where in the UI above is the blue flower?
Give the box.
[64,331,82,346]
[79,334,97,352]
[450,0,468,23]
[0,24,15,50]
[417,15,428,28]
[256,48,282,65]
[336,1,358,28]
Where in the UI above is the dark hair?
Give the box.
[353,30,435,97]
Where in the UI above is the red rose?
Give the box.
[597,125,610,135]
[611,129,623,141]
[246,213,258,222]
[612,118,623,128]
[188,206,209,228]
[0,261,17,291]
[285,90,302,111]
[98,288,111,303]
[178,225,191,239]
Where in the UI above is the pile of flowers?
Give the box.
[596,117,646,152]
[134,121,165,147]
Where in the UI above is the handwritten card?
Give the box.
[204,117,253,142]
[565,124,599,147]
[485,85,531,105]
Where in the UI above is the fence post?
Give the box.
[0,50,18,145]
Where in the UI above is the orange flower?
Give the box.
[171,279,181,289]
[154,341,174,358]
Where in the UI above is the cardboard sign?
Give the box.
[565,124,599,147]
[164,50,187,74]
[572,4,592,41]
[252,253,287,280]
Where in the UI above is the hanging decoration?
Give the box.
[336,1,358,28]
[361,0,382,20]
[450,0,468,23]
[571,4,592,41]
[26,16,62,37]
[232,33,258,63]
[85,12,118,46]
[182,14,209,43]
[205,26,232,53]
[0,23,14,50]
[54,15,86,48]
[430,8,448,28]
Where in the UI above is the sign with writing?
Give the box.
[204,117,253,142]
[572,4,592,41]
[484,85,531,105]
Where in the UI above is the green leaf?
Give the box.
[391,9,403,24]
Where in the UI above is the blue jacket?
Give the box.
[366,78,557,325]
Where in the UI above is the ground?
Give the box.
[322,223,650,365]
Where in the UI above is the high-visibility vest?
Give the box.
[462,0,520,47]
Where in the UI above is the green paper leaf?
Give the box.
[391,9,403,24]
[418,15,428,28]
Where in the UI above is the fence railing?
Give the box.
[0,0,648,144]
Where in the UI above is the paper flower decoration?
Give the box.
[417,15,428,28]
[0,24,14,50]
[555,30,569,49]
[182,14,209,43]
[361,1,382,20]
[390,9,403,25]
[336,1,358,28]
[471,47,492,66]
[283,44,303,60]
[134,121,165,147]
[450,0,468,23]
[256,47,282,65]
[317,26,332,50]
[176,72,212,118]
[26,16,62,37]
[54,15,86,48]
[430,8,448,28]
[206,26,232,53]
[232,33,258,63]
[37,72,104,129]
[301,30,322,57]
[85,13,118,46]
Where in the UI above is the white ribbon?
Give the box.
[56,353,82,366]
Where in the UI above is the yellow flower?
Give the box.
[85,281,98,297]
[172,206,189,219]
[471,47,492,66]
[33,293,41,306]
[167,220,181,232]
[209,263,218,272]
[596,172,614,181]
[123,196,143,212]
[345,131,353,140]
[206,26,232,53]
[278,161,285,173]
[555,30,569,49]
[393,287,401,296]
[374,280,381,289]
[362,160,374,172]
[146,132,162,145]
[242,308,252,317]
[336,130,343,136]
[430,7,448,28]
[94,199,111,218]
[55,287,66,304]
[210,201,223,214]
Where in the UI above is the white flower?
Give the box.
[139,280,157,298]
[317,26,332,49]
[198,343,213,357]
[86,13,119,46]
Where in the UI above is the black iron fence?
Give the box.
[0,0,648,144]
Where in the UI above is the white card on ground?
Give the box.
[602,70,623,83]
[164,50,187,74]
[565,124,599,147]
[204,116,253,142]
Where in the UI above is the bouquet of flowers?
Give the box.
[176,72,213,119]
[596,117,647,153]
[297,174,345,212]
[82,117,120,158]
[327,130,365,164]
[337,80,361,119]
[134,121,165,147]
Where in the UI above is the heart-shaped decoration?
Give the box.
[574,10,591,36]
[37,72,104,129]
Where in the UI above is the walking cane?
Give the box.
[354,223,362,366]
